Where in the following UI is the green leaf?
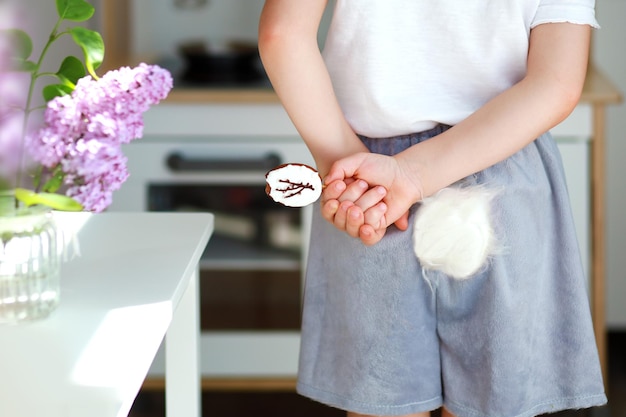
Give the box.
[14,188,83,212]
[0,29,33,60]
[31,166,44,190]
[0,29,35,72]
[56,55,85,86]
[15,60,37,72]
[43,83,74,101]
[56,0,95,22]
[42,168,65,193]
[69,27,104,76]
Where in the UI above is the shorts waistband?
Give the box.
[358,124,452,156]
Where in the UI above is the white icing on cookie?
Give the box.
[265,164,323,207]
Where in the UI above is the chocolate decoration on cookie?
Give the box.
[265,163,323,207]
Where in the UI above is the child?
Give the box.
[258,1,608,417]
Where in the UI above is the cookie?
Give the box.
[265,163,323,207]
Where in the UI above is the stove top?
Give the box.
[158,55,272,90]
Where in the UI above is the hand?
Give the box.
[323,152,421,244]
[321,178,389,245]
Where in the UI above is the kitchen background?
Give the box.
[12,0,626,416]
[94,0,626,324]
[98,0,626,330]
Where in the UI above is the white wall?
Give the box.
[130,0,264,58]
[6,0,92,110]
[594,0,626,329]
[126,0,334,58]
[10,0,91,66]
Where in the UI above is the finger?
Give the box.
[337,179,369,203]
[363,201,388,229]
[354,186,387,212]
[359,224,387,246]
[345,205,365,238]
[333,200,354,231]
[321,180,346,203]
[381,201,413,231]
[393,210,410,231]
[321,199,340,223]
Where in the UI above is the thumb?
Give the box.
[324,153,367,185]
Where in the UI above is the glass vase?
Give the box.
[0,202,62,324]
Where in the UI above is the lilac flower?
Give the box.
[68,63,173,144]
[63,142,129,213]
[26,63,173,212]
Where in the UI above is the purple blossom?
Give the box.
[26,63,173,212]
[63,142,129,213]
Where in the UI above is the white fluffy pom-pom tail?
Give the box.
[413,185,499,279]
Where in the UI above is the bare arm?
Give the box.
[325,22,592,243]
[258,0,368,177]
[259,0,393,244]
[399,22,591,198]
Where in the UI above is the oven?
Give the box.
[108,103,314,387]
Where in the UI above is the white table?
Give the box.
[0,212,214,417]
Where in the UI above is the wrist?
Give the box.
[394,152,426,204]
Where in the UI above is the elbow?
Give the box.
[258,24,277,56]
[524,59,587,126]
[258,27,289,72]
[258,18,318,62]
[551,81,585,124]
[559,76,585,112]
[547,63,588,123]
[529,73,586,126]
[258,21,289,63]
[257,27,275,62]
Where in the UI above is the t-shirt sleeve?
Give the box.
[531,0,600,28]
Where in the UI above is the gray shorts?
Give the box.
[296,125,607,417]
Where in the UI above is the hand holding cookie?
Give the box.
[265,162,389,245]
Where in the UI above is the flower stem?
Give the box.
[16,16,64,191]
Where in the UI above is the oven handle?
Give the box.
[166,152,282,172]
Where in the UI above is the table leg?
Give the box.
[165,268,201,417]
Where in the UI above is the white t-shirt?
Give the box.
[322,0,599,138]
